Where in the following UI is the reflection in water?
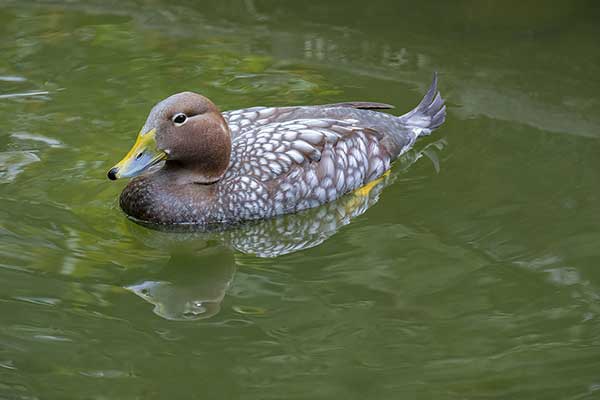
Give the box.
[124,140,445,320]
[126,245,235,321]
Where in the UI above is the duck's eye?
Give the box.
[172,113,187,126]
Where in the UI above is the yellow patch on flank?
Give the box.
[354,170,391,197]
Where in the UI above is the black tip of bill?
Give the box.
[107,167,118,181]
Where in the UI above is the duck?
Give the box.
[107,73,446,226]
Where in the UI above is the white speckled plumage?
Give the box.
[213,117,393,222]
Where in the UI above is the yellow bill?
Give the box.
[107,128,167,180]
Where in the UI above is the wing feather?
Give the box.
[226,118,380,182]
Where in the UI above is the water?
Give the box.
[1,1,600,398]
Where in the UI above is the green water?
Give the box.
[1,0,600,398]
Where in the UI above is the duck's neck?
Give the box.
[163,160,227,185]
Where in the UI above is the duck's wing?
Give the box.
[317,101,394,110]
[222,106,277,139]
[222,102,393,139]
[227,118,390,184]
[218,118,395,219]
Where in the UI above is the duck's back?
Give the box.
[214,74,446,223]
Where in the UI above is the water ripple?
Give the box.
[0,151,40,183]
[0,91,49,99]
[0,76,27,82]
[11,132,64,148]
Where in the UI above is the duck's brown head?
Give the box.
[107,92,231,184]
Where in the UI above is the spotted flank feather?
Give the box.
[217,116,392,220]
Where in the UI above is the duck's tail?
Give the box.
[398,72,446,137]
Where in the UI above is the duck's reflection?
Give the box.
[126,245,235,321]
[124,139,445,320]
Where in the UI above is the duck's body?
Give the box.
[110,75,446,226]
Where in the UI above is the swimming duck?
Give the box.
[107,74,446,226]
